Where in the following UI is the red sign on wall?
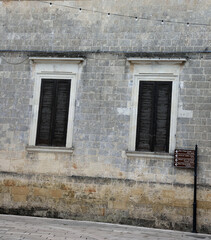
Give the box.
[174,149,195,169]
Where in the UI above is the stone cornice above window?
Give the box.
[127,58,187,64]
[29,57,84,64]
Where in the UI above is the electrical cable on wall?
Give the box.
[39,1,211,27]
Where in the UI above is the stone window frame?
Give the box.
[27,57,83,153]
[126,58,186,156]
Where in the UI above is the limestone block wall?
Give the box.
[0,1,210,52]
[0,172,211,233]
[0,0,210,234]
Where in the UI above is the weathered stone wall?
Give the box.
[0,0,210,52]
[0,0,210,234]
[0,173,211,233]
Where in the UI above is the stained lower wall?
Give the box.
[0,172,211,233]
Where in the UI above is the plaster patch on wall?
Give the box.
[117,108,130,116]
[75,100,80,107]
[178,103,193,118]
[128,80,133,87]
[180,81,184,89]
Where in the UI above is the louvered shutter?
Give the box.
[36,79,55,146]
[136,81,172,152]
[154,82,172,152]
[52,80,70,147]
[136,82,154,151]
[36,79,71,147]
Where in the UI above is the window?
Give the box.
[127,58,186,154]
[28,58,83,151]
[36,79,71,147]
[136,81,172,152]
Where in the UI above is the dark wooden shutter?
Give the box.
[154,82,172,152]
[36,79,55,146]
[36,79,71,147]
[52,80,71,147]
[136,82,154,151]
[136,81,172,152]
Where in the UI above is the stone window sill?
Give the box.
[26,145,74,154]
[125,151,173,160]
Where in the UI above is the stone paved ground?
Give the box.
[0,215,210,240]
